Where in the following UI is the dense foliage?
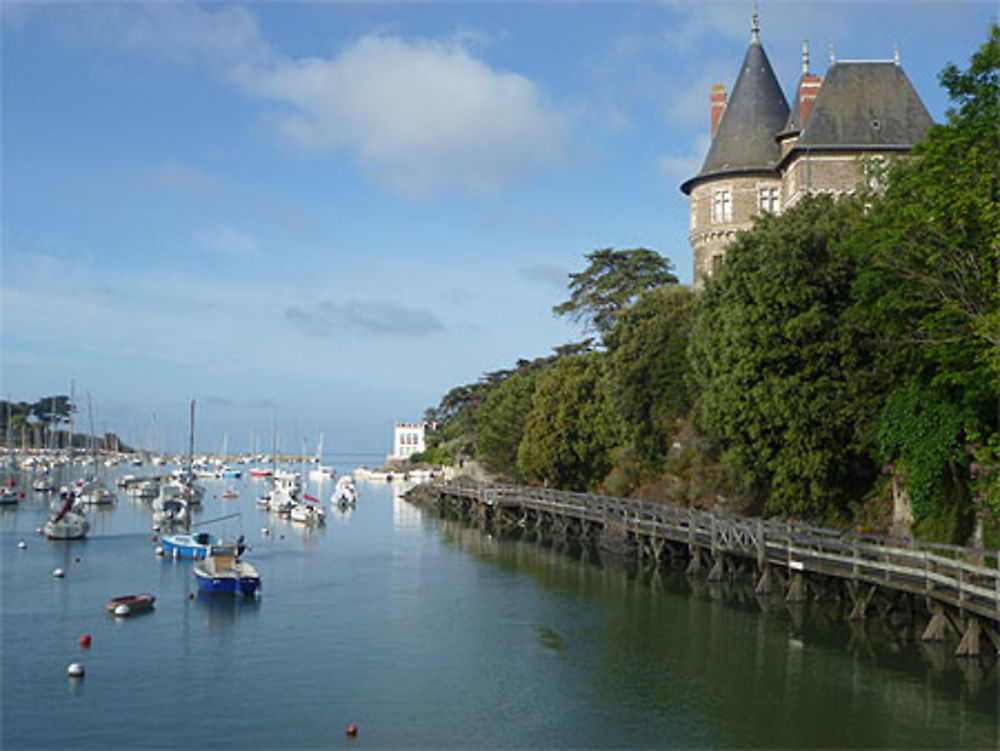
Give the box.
[689,195,873,517]
[419,27,999,545]
[516,353,620,491]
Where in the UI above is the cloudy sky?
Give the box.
[2,1,992,455]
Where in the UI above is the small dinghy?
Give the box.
[106,593,156,616]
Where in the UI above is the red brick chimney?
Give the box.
[798,75,822,129]
[710,84,727,137]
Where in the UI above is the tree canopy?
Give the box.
[553,248,678,339]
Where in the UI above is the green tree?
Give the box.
[605,285,696,468]
[856,25,1000,532]
[689,195,871,517]
[475,373,537,479]
[517,353,620,491]
[553,248,678,339]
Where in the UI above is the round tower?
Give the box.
[680,11,789,290]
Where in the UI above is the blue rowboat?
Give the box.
[161,531,218,560]
[192,543,260,597]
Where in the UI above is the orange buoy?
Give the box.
[346,724,358,737]
[79,634,92,648]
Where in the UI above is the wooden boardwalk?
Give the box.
[416,481,1000,656]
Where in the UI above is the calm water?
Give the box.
[1,464,997,749]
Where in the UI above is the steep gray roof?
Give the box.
[796,62,932,148]
[779,73,808,137]
[681,39,789,194]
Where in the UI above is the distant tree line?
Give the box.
[414,27,1000,547]
[1,395,132,452]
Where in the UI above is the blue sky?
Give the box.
[2,1,993,456]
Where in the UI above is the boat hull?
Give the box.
[106,593,156,614]
[193,566,261,596]
[160,532,215,560]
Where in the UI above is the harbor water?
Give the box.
[1,465,997,748]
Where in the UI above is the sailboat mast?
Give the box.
[188,399,196,471]
[68,379,75,456]
[86,393,97,470]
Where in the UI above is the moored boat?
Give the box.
[192,540,260,597]
[290,500,325,525]
[160,531,218,559]
[44,490,89,540]
[106,593,156,615]
[332,475,358,509]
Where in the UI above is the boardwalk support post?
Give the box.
[955,617,982,657]
[786,570,806,603]
[755,564,772,594]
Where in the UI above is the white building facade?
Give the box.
[388,422,426,463]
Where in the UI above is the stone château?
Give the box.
[680,11,933,289]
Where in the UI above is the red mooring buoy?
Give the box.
[79,634,92,648]
[151,535,158,542]
[346,724,358,737]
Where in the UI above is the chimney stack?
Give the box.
[798,75,822,130]
[710,84,727,138]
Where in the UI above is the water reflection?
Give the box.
[194,592,262,629]
[420,502,999,749]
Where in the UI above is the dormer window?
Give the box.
[711,188,732,223]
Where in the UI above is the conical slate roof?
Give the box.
[796,62,932,148]
[681,38,789,194]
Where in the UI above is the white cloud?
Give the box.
[71,6,568,198]
[195,224,263,259]
[243,36,568,197]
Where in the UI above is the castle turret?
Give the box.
[680,10,789,289]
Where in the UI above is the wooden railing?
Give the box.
[433,481,1000,623]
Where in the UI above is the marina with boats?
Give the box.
[0,402,994,748]
[2,438,997,748]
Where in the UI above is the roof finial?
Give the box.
[893,43,900,66]
[829,43,836,65]
[802,38,810,74]
[751,0,760,43]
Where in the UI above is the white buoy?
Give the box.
[17,540,27,550]
[261,528,269,536]
[67,662,85,678]
[154,546,165,556]
[36,527,44,535]
[53,568,65,578]
[114,604,131,617]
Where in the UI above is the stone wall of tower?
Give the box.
[781,152,867,208]
[688,174,782,289]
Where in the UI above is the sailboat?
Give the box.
[307,432,335,482]
[75,394,116,506]
[1,402,21,505]
[153,399,203,529]
[44,488,90,539]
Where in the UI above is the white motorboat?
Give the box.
[33,475,56,493]
[77,484,117,506]
[332,475,358,508]
[152,483,190,527]
[290,501,326,525]
[262,471,300,516]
